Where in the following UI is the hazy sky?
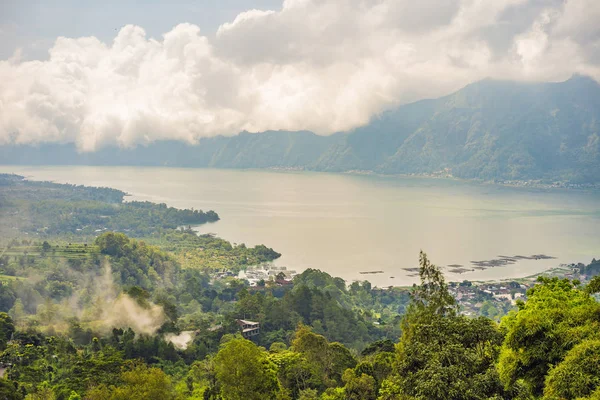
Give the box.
[1,0,600,151]
[0,0,282,59]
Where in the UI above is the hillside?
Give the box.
[2,75,599,183]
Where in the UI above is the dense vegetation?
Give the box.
[0,174,219,237]
[579,258,600,276]
[1,176,599,399]
[2,75,600,184]
[0,245,599,399]
[146,229,281,272]
[0,232,404,348]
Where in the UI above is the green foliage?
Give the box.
[269,350,322,398]
[384,252,506,399]
[0,176,597,400]
[0,175,218,238]
[95,232,179,289]
[497,277,600,395]
[394,315,505,399]
[291,326,357,388]
[587,275,600,294]
[0,378,23,400]
[342,369,377,400]
[67,391,81,400]
[153,230,281,272]
[214,337,279,400]
[579,258,600,277]
[0,313,15,350]
[361,339,395,357]
[406,251,458,324]
[543,339,600,399]
[297,388,319,400]
[94,363,177,400]
[24,382,55,400]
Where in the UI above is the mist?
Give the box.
[14,262,168,336]
[164,331,195,350]
[93,262,167,335]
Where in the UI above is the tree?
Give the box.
[291,326,330,371]
[67,392,81,400]
[297,388,319,400]
[405,251,457,326]
[269,351,322,398]
[328,342,356,385]
[0,378,23,400]
[95,232,130,257]
[382,252,504,399]
[214,338,279,400]
[497,277,600,396]
[342,369,377,400]
[0,312,15,350]
[89,363,177,400]
[8,299,25,326]
[586,275,600,294]
[390,316,504,399]
[543,339,600,399]
[23,382,55,400]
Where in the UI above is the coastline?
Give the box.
[264,166,600,191]
[2,163,599,191]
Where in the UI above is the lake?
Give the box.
[2,165,600,287]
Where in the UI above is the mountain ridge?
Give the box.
[2,75,599,184]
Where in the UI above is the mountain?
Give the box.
[2,75,600,183]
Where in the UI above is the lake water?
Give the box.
[2,165,600,287]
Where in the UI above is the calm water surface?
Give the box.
[2,166,599,287]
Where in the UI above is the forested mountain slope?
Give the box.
[2,75,599,183]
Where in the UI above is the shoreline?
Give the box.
[264,166,600,191]
[2,164,599,192]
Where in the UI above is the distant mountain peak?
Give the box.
[565,73,599,86]
[1,76,599,184]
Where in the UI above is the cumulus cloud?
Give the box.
[1,0,599,151]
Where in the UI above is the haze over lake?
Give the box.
[3,165,599,287]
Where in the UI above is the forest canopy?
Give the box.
[0,244,598,399]
[1,175,599,399]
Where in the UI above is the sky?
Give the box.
[1,0,600,151]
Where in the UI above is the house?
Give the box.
[275,278,293,286]
[236,319,260,338]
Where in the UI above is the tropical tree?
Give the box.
[0,312,15,350]
[544,339,600,399]
[85,363,176,400]
[214,337,279,400]
[497,277,600,396]
[382,251,504,399]
[404,250,458,326]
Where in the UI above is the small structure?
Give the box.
[0,362,11,378]
[275,278,293,286]
[236,319,260,338]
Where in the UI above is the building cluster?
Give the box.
[494,180,600,189]
[236,265,297,287]
[449,281,530,317]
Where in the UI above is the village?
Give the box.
[211,259,600,325]
[449,261,600,319]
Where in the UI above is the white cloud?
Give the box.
[1,0,599,151]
